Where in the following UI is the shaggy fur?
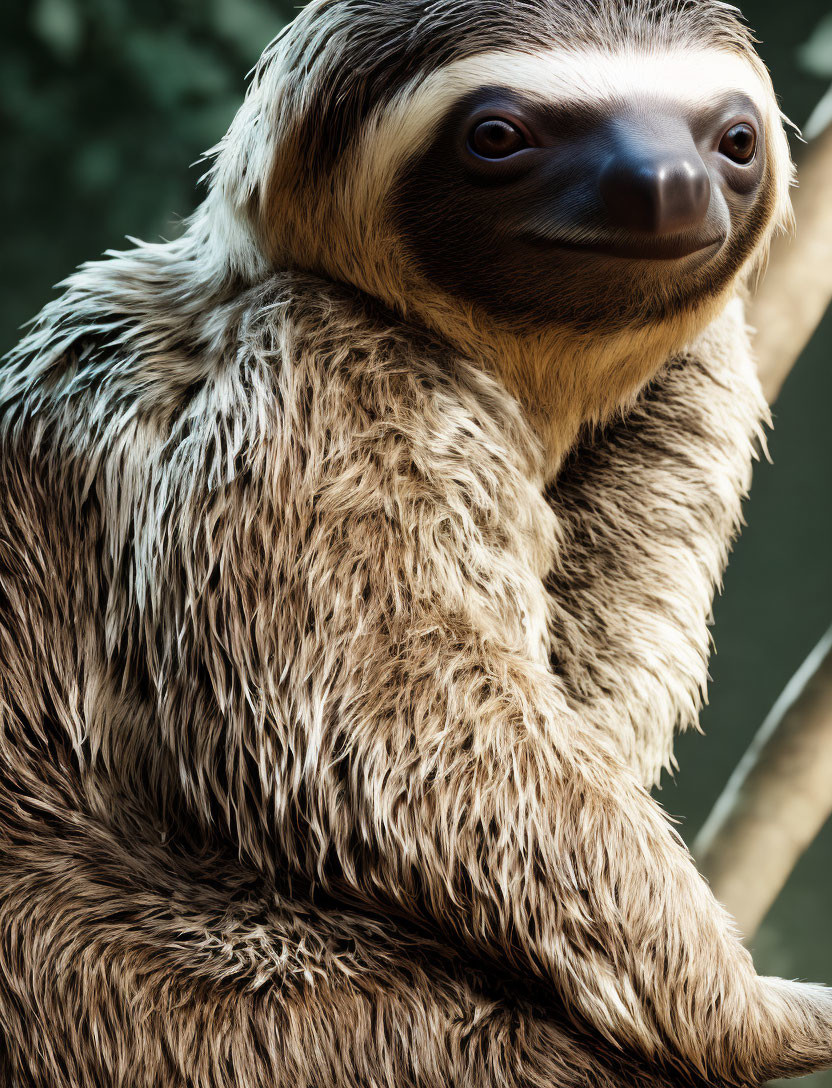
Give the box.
[1,1,831,1086]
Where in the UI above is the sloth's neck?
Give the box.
[411,300,732,481]
[498,326,691,478]
[402,318,702,480]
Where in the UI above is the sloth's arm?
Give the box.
[293,600,832,1083]
[167,300,830,1086]
[546,298,768,788]
[140,290,830,1083]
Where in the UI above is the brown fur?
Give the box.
[0,2,829,1086]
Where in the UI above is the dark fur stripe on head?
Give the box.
[253,0,758,174]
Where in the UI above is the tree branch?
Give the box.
[695,630,832,938]
[749,95,832,402]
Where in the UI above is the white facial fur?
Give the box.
[345,44,792,245]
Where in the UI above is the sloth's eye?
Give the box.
[718,122,757,165]
[469,118,528,159]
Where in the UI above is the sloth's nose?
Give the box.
[599,145,711,236]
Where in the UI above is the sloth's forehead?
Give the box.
[382,46,769,132]
[343,44,774,190]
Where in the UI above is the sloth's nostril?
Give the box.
[599,152,712,236]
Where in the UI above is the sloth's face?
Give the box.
[386,48,786,334]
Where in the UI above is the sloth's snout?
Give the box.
[598,130,712,238]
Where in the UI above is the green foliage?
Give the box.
[0,0,296,341]
[799,12,832,76]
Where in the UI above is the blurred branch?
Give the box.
[693,94,832,939]
[695,631,832,938]
[749,92,832,402]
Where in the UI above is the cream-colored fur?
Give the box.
[0,2,827,1086]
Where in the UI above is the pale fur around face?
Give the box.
[239,9,792,471]
[2,2,831,1087]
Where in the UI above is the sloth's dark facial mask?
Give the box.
[393,85,774,333]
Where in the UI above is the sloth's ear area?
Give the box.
[738,54,795,236]
[194,30,312,284]
[195,109,276,283]
[770,108,797,237]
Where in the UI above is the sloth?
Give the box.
[1,1,830,1086]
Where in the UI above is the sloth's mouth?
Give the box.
[557,235,726,261]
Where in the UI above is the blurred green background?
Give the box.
[1,0,831,1080]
